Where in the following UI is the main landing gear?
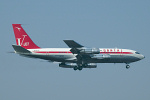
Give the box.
[73,67,78,71]
[126,65,130,69]
[73,66,83,71]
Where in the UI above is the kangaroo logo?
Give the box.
[17,35,29,46]
[15,27,21,31]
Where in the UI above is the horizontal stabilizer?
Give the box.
[12,44,31,53]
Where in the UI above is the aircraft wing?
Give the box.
[63,40,84,54]
[63,40,110,60]
[63,40,84,48]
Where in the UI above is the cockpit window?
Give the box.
[135,52,140,54]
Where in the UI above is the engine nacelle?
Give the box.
[80,48,100,54]
[59,63,97,68]
[85,63,97,68]
[59,63,77,68]
[91,54,110,59]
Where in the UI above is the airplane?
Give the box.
[12,24,145,70]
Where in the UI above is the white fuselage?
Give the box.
[23,48,144,64]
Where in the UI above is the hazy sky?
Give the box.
[0,0,150,100]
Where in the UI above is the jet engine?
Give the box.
[59,63,77,68]
[85,63,97,68]
[59,63,97,68]
[80,48,100,54]
[91,54,110,59]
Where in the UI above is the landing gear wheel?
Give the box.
[78,67,83,71]
[73,67,78,71]
[126,65,130,69]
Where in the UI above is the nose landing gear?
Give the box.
[126,65,130,69]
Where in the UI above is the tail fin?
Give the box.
[12,24,40,49]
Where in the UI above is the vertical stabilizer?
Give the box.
[12,24,40,49]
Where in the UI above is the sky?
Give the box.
[0,0,150,100]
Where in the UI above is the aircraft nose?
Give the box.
[143,55,145,59]
[140,54,145,59]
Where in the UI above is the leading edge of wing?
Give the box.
[63,40,84,48]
